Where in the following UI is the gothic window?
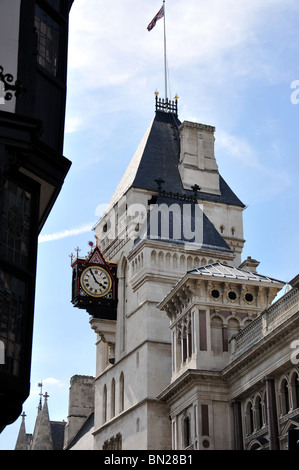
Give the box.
[280,378,290,415]
[166,252,171,268]
[178,316,193,366]
[111,378,116,418]
[151,250,157,266]
[119,372,124,413]
[173,253,178,269]
[180,254,185,270]
[103,384,107,423]
[245,401,254,435]
[119,257,128,352]
[254,395,263,431]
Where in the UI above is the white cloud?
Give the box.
[95,203,109,217]
[42,378,64,387]
[216,131,260,168]
[215,129,291,204]
[64,115,83,134]
[38,222,94,243]
[30,378,64,396]
[65,0,298,136]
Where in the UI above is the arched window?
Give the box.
[119,257,128,352]
[254,395,263,430]
[179,318,192,365]
[227,318,240,352]
[280,378,290,415]
[183,415,191,448]
[103,384,107,423]
[151,250,157,266]
[263,391,268,425]
[290,371,299,410]
[119,372,124,413]
[111,378,115,418]
[245,401,254,435]
[211,316,223,356]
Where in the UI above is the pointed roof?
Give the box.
[15,412,29,451]
[103,110,244,217]
[31,393,54,450]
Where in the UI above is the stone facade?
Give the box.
[158,264,299,450]
[86,108,252,450]
[18,105,299,450]
[71,107,298,450]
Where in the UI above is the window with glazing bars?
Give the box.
[35,5,60,77]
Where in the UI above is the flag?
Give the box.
[147,5,164,31]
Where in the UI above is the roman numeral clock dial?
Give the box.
[80,266,112,297]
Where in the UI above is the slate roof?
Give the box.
[50,421,66,450]
[188,262,285,284]
[137,191,232,253]
[66,412,94,450]
[158,262,285,309]
[131,111,245,208]
[105,110,245,214]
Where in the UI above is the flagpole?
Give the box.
[163,0,167,101]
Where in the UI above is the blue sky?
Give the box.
[1,0,299,449]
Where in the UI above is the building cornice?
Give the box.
[157,369,223,403]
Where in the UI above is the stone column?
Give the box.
[265,377,279,450]
[232,401,244,450]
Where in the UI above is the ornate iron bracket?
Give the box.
[0,65,26,101]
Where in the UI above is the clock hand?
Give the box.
[89,269,105,288]
[90,269,102,286]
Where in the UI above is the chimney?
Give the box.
[239,256,260,273]
[63,375,94,449]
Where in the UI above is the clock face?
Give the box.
[80,266,112,297]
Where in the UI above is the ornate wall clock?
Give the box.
[80,266,112,298]
[71,244,117,320]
